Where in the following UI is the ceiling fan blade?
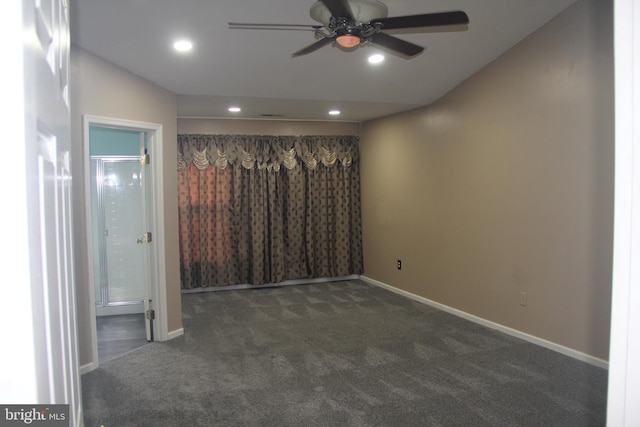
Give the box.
[320,0,354,20]
[228,22,322,31]
[373,11,469,31]
[369,32,424,58]
[292,37,333,57]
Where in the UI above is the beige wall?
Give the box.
[178,117,359,136]
[70,46,182,366]
[360,0,613,361]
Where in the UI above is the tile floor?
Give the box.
[96,313,149,364]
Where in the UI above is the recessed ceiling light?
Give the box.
[228,106,241,113]
[328,110,341,116]
[368,54,385,64]
[173,40,193,52]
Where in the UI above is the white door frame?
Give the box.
[82,115,168,370]
[607,0,640,424]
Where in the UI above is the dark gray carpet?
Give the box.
[82,280,607,426]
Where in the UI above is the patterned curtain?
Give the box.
[177,134,363,288]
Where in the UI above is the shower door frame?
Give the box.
[91,155,149,315]
[83,115,168,371]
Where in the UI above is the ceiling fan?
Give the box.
[228,0,469,58]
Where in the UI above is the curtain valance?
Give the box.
[177,134,359,171]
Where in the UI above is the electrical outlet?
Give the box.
[397,259,402,270]
[519,292,527,306]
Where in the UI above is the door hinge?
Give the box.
[146,309,155,320]
[137,232,152,244]
[141,153,150,164]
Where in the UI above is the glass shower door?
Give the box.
[91,156,150,339]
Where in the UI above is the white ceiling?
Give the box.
[70,0,577,122]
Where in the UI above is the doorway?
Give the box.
[83,116,166,368]
[90,127,150,362]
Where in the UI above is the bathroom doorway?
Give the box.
[84,116,164,366]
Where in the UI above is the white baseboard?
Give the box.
[80,362,96,375]
[166,327,184,340]
[181,275,360,293]
[360,275,609,370]
[80,329,184,373]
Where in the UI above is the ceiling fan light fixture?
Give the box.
[336,34,361,48]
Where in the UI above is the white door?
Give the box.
[0,0,82,426]
[607,0,640,425]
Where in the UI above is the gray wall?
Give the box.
[360,0,613,361]
[70,46,181,366]
[69,0,613,365]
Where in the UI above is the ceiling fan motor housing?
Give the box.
[255,0,470,58]
[310,0,388,28]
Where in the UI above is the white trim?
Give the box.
[360,275,608,369]
[82,117,100,371]
[148,126,169,342]
[82,115,169,367]
[79,362,96,375]
[181,275,360,293]
[167,328,185,340]
[607,0,640,424]
[74,406,83,427]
